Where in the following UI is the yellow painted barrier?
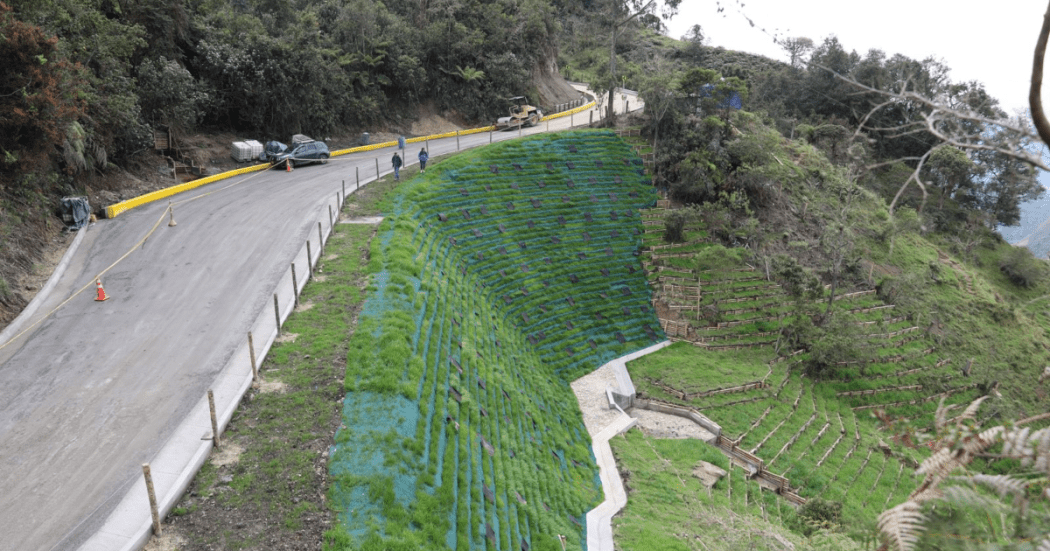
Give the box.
[105,162,271,219]
[105,100,597,218]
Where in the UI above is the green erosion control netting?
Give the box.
[329,130,664,550]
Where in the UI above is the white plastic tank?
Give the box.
[230,141,252,162]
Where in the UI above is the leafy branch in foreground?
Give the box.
[876,396,1050,551]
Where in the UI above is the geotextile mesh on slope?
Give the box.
[329,130,664,551]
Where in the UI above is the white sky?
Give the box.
[662,0,1048,113]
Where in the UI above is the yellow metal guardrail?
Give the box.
[105,100,596,218]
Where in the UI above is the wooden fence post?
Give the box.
[142,464,161,536]
[291,263,299,307]
[248,331,258,382]
[208,389,221,449]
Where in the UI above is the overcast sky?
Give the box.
[662,1,1047,114]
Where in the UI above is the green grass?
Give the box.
[609,429,864,551]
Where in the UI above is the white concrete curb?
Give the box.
[0,225,86,346]
[585,340,672,551]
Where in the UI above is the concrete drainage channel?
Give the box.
[578,339,809,551]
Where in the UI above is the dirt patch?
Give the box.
[312,274,327,283]
[209,442,244,468]
[294,301,315,313]
[275,333,298,344]
[143,530,187,551]
[410,107,463,136]
[257,379,288,394]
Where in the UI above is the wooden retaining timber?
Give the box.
[860,326,921,339]
[876,357,950,378]
[695,330,778,343]
[646,239,707,251]
[700,340,777,351]
[836,384,924,397]
[855,316,907,327]
[769,411,818,467]
[644,377,769,401]
[658,318,689,338]
[834,347,936,367]
[851,383,980,411]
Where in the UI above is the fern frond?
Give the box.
[952,474,1027,499]
[962,426,1003,456]
[878,500,926,551]
[916,447,957,477]
[958,396,987,424]
[1034,428,1050,473]
[1002,426,1030,457]
[934,396,950,433]
[938,485,1000,510]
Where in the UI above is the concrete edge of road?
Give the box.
[0,224,87,347]
[585,340,671,551]
[76,179,356,551]
[103,96,602,219]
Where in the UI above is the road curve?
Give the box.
[0,90,641,551]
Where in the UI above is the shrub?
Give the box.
[663,210,690,243]
[999,246,1046,288]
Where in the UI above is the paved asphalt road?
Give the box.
[0,91,640,551]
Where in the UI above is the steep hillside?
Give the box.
[325,130,662,549]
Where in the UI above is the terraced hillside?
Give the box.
[622,209,1000,532]
[325,130,663,549]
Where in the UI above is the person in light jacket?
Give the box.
[418,148,429,174]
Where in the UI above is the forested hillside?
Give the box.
[0,0,578,326]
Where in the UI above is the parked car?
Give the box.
[272,140,329,167]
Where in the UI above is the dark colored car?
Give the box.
[272,140,330,167]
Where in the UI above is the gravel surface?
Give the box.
[571,364,623,437]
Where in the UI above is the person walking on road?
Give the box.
[392,152,403,181]
[418,148,429,174]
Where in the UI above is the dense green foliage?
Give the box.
[325,131,662,549]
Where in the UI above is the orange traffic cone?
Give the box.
[94,278,109,301]
[286,158,293,172]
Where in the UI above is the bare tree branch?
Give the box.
[1030,0,1050,146]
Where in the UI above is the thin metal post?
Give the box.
[456,130,460,151]
[306,240,313,278]
[248,332,258,382]
[375,157,379,178]
[589,111,593,125]
[318,222,324,255]
[489,129,493,144]
[291,263,299,307]
[274,293,281,335]
[142,464,161,536]
[571,112,574,127]
[356,166,360,189]
[342,180,345,200]
[518,122,522,138]
[208,390,221,448]
[328,205,334,233]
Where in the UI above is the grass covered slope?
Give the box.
[325,130,663,550]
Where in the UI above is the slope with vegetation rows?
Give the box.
[607,106,1050,548]
[324,130,663,550]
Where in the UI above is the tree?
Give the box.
[0,2,85,173]
[638,56,677,187]
[779,36,812,68]
[605,0,680,123]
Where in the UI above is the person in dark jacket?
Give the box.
[392,152,403,180]
[418,148,429,173]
